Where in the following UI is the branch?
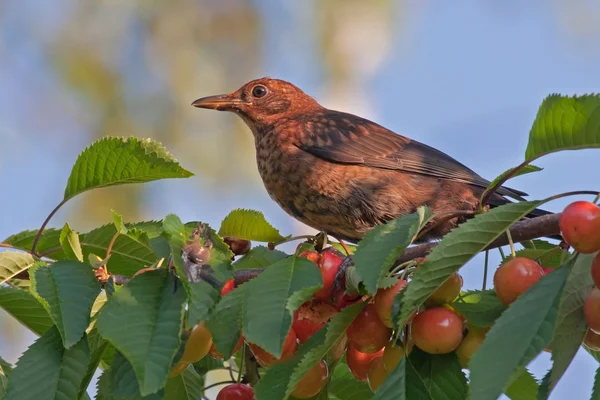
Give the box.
[232,213,562,286]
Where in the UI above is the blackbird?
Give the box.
[192,77,551,243]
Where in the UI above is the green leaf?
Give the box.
[4,327,91,400]
[483,165,542,200]
[255,303,365,400]
[396,201,543,327]
[30,260,101,348]
[164,365,205,400]
[329,363,373,400]
[453,290,506,328]
[3,229,63,258]
[525,94,600,160]
[469,263,570,400]
[96,269,186,396]
[206,284,247,360]
[372,355,430,400]
[504,367,539,400]
[242,256,322,357]
[79,328,108,399]
[544,253,597,396]
[59,223,83,262]
[218,209,286,242]
[592,365,600,400]
[0,285,53,335]
[0,251,35,285]
[408,348,468,400]
[233,246,287,270]
[96,351,164,400]
[353,210,424,294]
[63,136,193,201]
[0,357,12,399]
[111,210,127,234]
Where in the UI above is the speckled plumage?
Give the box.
[192,77,539,243]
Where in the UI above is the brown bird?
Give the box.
[192,77,551,243]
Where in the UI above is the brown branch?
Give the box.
[232,212,562,286]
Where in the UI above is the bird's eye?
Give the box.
[251,85,267,98]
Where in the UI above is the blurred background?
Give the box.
[1,0,600,398]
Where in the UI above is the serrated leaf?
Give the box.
[4,327,91,400]
[0,356,12,399]
[255,303,365,400]
[206,284,247,360]
[504,367,539,400]
[233,246,287,270]
[483,165,542,201]
[372,354,430,400]
[396,201,543,327]
[328,363,373,400]
[111,210,127,234]
[0,251,35,285]
[408,348,468,400]
[242,256,322,357]
[592,365,600,400]
[64,136,193,201]
[354,211,424,294]
[79,328,109,399]
[469,263,570,400]
[453,290,506,328]
[544,253,597,396]
[164,365,205,400]
[96,269,186,396]
[59,223,83,261]
[3,229,63,258]
[218,209,286,242]
[0,286,52,335]
[30,260,101,348]
[525,94,600,160]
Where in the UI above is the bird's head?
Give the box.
[192,77,321,128]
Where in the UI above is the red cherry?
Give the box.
[248,329,297,366]
[591,253,600,288]
[216,383,254,400]
[291,360,329,398]
[584,287,600,333]
[300,250,321,265]
[347,303,392,353]
[346,343,384,381]
[221,279,236,296]
[374,280,408,328]
[542,267,553,275]
[313,251,344,302]
[411,307,464,354]
[559,201,600,254]
[292,300,338,344]
[493,257,545,305]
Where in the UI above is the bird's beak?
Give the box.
[191,93,244,111]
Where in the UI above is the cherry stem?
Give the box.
[497,246,506,259]
[237,343,245,384]
[38,246,63,259]
[203,380,237,392]
[593,192,600,204]
[104,232,120,274]
[268,234,315,250]
[31,199,67,255]
[482,250,489,291]
[506,230,516,258]
[336,238,352,256]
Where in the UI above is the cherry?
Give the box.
[543,267,554,275]
[347,303,392,353]
[591,253,600,288]
[455,326,486,368]
[584,329,600,351]
[221,279,236,296]
[299,250,321,264]
[180,321,213,363]
[223,237,252,256]
[209,336,243,359]
[291,360,329,398]
[292,300,338,344]
[559,201,600,254]
[248,329,297,366]
[346,343,384,381]
[382,342,404,371]
[328,334,348,362]
[216,383,254,400]
[367,356,387,392]
[584,287,600,333]
[426,272,463,305]
[411,307,464,354]
[374,279,408,328]
[493,257,545,305]
[313,251,344,302]
[168,360,189,378]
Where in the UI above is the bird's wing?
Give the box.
[292,111,527,199]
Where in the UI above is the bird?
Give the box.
[191,77,553,243]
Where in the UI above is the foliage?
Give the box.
[1,93,599,399]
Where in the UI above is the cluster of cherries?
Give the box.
[560,201,600,350]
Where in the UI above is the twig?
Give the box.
[242,343,260,385]
[31,199,67,254]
